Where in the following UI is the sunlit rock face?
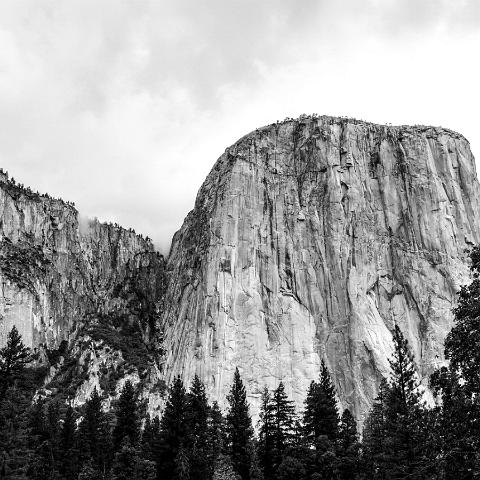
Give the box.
[161,115,480,422]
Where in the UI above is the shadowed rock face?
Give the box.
[161,116,480,422]
[0,171,166,412]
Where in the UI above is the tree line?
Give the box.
[2,245,480,479]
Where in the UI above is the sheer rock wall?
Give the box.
[160,116,480,422]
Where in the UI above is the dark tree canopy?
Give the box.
[0,326,31,399]
[158,375,189,479]
[113,380,140,451]
[303,360,339,445]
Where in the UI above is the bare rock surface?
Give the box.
[160,115,480,422]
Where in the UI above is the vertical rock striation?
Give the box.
[161,115,480,422]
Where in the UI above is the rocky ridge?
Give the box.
[0,170,166,412]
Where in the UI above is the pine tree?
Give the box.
[0,326,31,399]
[248,442,263,480]
[257,388,275,480]
[430,367,474,479]
[175,445,190,480]
[77,460,100,480]
[26,400,50,480]
[206,401,225,478]
[276,456,306,480]
[362,378,389,479]
[111,439,156,480]
[45,400,61,476]
[318,361,339,440]
[337,409,359,480]
[303,380,319,445]
[445,245,480,395]
[60,404,78,480]
[186,375,209,480]
[158,376,189,479]
[225,368,254,480]
[113,380,140,451]
[270,382,295,471]
[303,361,339,445]
[141,416,160,462]
[383,325,423,478]
[430,246,480,478]
[212,454,241,480]
[77,388,112,475]
[387,325,420,415]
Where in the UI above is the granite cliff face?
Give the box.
[0,171,166,411]
[0,115,479,422]
[161,115,480,422]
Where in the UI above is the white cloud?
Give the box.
[0,0,479,253]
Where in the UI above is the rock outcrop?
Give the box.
[1,115,479,423]
[160,115,480,422]
[0,170,166,411]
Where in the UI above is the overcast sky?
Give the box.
[0,1,479,253]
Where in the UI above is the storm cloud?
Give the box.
[0,0,479,252]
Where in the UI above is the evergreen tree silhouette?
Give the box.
[141,415,161,462]
[303,360,339,445]
[175,445,191,480]
[257,387,275,480]
[362,378,389,479]
[77,388,112,475]
[111,439,156,480]
[60,404,78,480]
[0,326,31,400]
[270,382,295,471]
[446,244,480,395]
[225,368,253,480]
[206,401,225,478]
[186,375,209,480]
[384,325,423,478]
[158,376,189,479]
[430,245,480,478]
[113,380,140,451]
[337,409,359,480]
[212,453,241,480]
